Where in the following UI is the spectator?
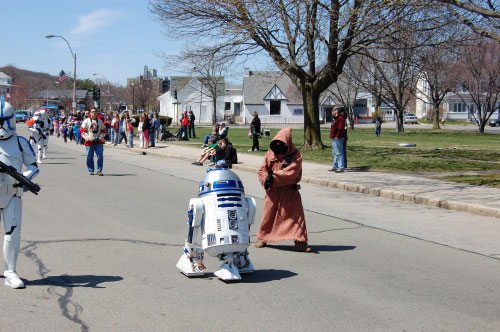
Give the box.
[202,123,220,147]
[128,115,136,148]
[375,114,382,137]
[329,107,346,173]
[150,113,160,147]
[218,123,228,139]
[81,108,106,176]
[143,113,151,149]
[54,119,60,137]
[111,112,120,146]
[213,138,237,168]
[188,110,196,138]
[104,115,112,142]
[341,107,348,169]
[181,112,189,140]
[138,115,145,148]
[192,137,218,166]
[73,122,80,145]
[118,113,128,146]
[249,111,261,152]
[254,128,311,252]
[148,113,158,148]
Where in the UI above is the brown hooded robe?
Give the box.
[256,128,308,243]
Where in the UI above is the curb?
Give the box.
[107,144,500,219]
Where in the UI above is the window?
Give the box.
[453,103,466,113]
[293,108,303,115]
[225,102,231,111]
[270,100,281,115]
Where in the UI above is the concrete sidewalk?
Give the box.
[109,140,500,219]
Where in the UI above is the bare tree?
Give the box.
[328,54,365,130]
[150,0,436,148]
[451,39,500,133]
[435,0,500,42]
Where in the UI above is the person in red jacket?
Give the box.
[81,108,106,175]
[181,112,189,140]
[329,107,346,173]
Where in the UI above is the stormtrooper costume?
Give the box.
[0,97,39,288]
[40,110,51,156]
[28,110,47,163]
[176,168,256,281]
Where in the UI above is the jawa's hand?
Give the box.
[264,170,274,190]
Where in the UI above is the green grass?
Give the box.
[431,174,500,188]
[168,126,500,173]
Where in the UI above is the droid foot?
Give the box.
[214,263,241,281]
[176,255,205,277]
[238,260,254,274]
[4,271,25,289]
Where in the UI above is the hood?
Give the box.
[271,128,296,156]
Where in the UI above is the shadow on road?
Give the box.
[265,244,356,253]
[27,274,123,288]
[101,174,137,177]
[39,162,72,165]
[240,269,297,283]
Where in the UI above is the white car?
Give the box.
[404,113,418,124]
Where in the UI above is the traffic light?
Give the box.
[173,90,177,99]
[92,87,97,100]
[96,87,101,101]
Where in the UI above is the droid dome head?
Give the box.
[0,97,16,139]
[198,168,245,197]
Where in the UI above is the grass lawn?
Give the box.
[431,173,500,188]
[168,126,500,173]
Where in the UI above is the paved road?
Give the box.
[1,135,500,331]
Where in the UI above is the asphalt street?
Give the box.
[1,131,500,332]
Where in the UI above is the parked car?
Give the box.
[15,110,30,123]
[404,113,418,124]
[489,119,500,127]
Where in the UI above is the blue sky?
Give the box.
[1,0,270,86]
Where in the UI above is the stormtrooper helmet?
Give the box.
[39,109,48,119]
[0,97,16,139]
[32,111,41,121]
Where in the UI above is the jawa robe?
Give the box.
[256,128,308,243]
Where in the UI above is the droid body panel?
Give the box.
[176,168,256,281]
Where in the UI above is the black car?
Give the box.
[489,119,500,127]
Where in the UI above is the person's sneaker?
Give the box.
[4,271,25,289]
[89,172,94,175]
[248,149,254,152]
[255,240,266,248]
[328,168,336,172]
[294,241,312,253]
[96,171,103,176]
[335,169,344,173]
[208,163,215,167]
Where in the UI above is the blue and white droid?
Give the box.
[176,168,256,281]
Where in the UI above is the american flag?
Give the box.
[58,70,68,83]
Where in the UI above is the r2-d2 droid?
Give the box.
[176,168,256,281]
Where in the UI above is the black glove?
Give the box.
[264,170,274,190]
[92,138,102,143]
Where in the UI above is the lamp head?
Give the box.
[45,34,55,38]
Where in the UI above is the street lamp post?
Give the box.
[45,35,76,113]
[131,83,135,114]
[93,73,111,113]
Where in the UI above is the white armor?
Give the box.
[40,110,51,156]
[176,168,256,281]
[0,97,39,288]
[28,110,47,163]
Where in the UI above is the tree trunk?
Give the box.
[479,120,486,134]
[432,103,441,129]
[302,88,324,149]
[212,99,217,125]
[396,110,405,133]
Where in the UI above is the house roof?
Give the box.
[0,72,12,79]
[243,71,302,105]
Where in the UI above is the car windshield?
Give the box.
[405,114,415,117]
[15,111,28,115]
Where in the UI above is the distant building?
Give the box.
[30,90,90,112]
[0,72,12,97]
[127,65,169,111]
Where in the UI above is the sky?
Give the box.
[0,0,270,87]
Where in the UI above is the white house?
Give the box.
[0,72,12,98]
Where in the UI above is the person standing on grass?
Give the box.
[249,111,261,152]
[81,108,106,176]
[329,107,346,173]
[375,114,382,137]
[188,110,196,138]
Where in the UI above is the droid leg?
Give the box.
[236,250,254,274]
[214,254,242,281]
[176,204,206,277]
[2,197,24,288]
